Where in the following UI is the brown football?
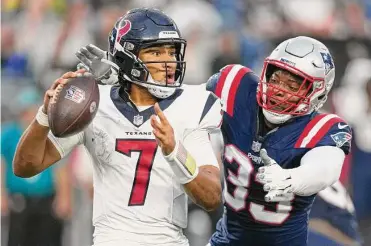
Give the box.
[48,76,100,138]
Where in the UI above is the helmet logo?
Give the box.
[117,20,132,43]
[320,52,334,75]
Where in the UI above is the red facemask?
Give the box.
[257,59,325,116]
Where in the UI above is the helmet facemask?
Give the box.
[112,39,187,99]
[257,59,326,124]
[256,36,335,125]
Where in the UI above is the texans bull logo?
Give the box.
[109,20,132,54]
[116,20,132,43]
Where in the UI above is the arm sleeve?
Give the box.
[290,146,345,196]
[209,129,224,158]
[48,131,84,158]
[182,94,222,169]
[183,129,219,169]
[198,93,222,131]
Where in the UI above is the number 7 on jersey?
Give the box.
[116,139,158,206]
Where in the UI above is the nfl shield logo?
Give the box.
[251,141,262,152]
[65,85,85,103]
[133,114,143,126]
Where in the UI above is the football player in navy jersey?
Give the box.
[205,36,352,246]
[308,181,362,246]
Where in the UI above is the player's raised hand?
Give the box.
[75,44,118,85]
[257,149,294,202]
[43,69,86,113]
[150,103,176,155]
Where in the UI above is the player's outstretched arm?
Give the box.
[13,70,85,178]
[151,103,222,211]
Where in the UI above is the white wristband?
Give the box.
[164,140,199,184]
[35,106,49,127]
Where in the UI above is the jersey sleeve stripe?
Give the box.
[220,65,245,109]
[306,117,344,148]
[294,114,328,148]
[199,93,218,124]
[299,114,339,148]
[226,67,252,116]
[215,65,234,97]
[295,114,342,148]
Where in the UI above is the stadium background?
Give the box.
[1,0,371,245]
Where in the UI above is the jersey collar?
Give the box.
[110,86,183,127]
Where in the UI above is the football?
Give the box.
[48,75,100,138]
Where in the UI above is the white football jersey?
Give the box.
[48,84,222,246]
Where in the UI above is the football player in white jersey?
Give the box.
[13,8,222,246]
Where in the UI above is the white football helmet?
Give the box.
[257,36,335,124]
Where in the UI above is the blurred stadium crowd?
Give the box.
[1,0,371,246]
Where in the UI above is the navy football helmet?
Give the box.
[108,8,187,98]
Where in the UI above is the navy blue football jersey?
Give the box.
[206,64,352,246]
[309,181,362,245]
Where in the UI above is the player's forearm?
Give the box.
[290,146,345,196]
[183,165,222,211]
[13,119,57,177]
[55,163,71,199]
[54,162,72,216]
[163,139,222,210]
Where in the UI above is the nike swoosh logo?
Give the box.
[338,123,349,129]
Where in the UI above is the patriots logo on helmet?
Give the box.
[320,52,334,75]
[330,132,352,148]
